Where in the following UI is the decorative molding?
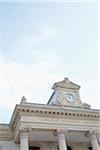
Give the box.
[52,78,80,90]
[16,107,100,118]
[85,130,100,138]
[0,125,13,140]
[0,103,98,141]
[9,104,100,132]
[20,96,27,104]
[19,127,32,133]
[54,129,68,136]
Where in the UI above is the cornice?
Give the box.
[14,102,100,113]
[18,105,100,118]
[9,103,100,131]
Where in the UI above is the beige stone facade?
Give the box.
[0,78,100,150]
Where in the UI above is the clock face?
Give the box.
[66,93,75,102]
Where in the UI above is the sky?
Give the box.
[0,1,99,123]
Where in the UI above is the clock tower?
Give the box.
[48,78,90,108]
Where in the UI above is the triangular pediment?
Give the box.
[52,78,80,90]
[48,78,90,109]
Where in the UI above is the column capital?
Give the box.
[19,127,31,139]
[87,130,98,143]
[85,130,98,143]
[54,129,68,136]
[19,127,32,133]
[85,130,97,137]
[89,130,97,136]
[20,132,29,137]
[89,130,100,135]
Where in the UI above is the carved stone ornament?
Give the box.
[85,130,97,137]
[54,129,68,136]
[52,78,80,90]
[19,127,32,133]
[20,96,27,104]
[82,103,91,109]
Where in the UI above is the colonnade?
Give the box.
[19,129,100,150]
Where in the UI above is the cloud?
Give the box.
[0,49,63,122]
[8,25,61,65]
[0,58,99,123]
[24,26,60,48]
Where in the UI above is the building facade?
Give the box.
[0,78,100,150]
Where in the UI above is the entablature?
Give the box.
[10,103,100,132]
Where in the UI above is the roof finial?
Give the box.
[64,77,69,81]
[20,96,27,104]
[64,77,69,83]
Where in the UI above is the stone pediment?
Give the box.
[52,78,80,90]
[48,78,90,108]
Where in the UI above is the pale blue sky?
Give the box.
[0,1,98,123]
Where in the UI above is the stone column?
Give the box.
[57,129,67,150]
[97,131,100,145]
[89,131,100,150]
[20,130,29,150]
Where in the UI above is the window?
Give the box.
[29,146,40,150]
